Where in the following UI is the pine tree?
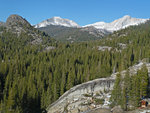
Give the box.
[138,65,149,98]
[110,73,122,107]
[6,89,15,113]
[121,70,130,110]
[122,87,127,110]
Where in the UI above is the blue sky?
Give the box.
[0,0,150,26]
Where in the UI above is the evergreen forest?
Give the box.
[0,20,150,113]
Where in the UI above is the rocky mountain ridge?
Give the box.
[0,14,53,45]
[6,14,31,27]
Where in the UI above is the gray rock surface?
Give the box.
[111,106,124,113]
[6,14,31,27]
[1,14,50,45]
[47,77,115,113]
[47,62,150,113]
[86,108,111,113]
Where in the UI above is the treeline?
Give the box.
[0,20,150,113]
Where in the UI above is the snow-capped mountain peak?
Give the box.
[122,15,131,18]
[35,16,80,28]
[84,15,148,32]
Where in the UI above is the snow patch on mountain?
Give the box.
[84,15,148,32]
[35,16,80,28]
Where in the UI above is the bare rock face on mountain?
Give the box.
[1,14,52,45]
[6,14,31,27]
[5,15,32,35]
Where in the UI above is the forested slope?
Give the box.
[0,18,150,113]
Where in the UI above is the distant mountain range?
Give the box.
[84,15,148,32]
[35,15,148,32]
[35,16,109,42]
[35,15,148,42]
[0,15,149,42]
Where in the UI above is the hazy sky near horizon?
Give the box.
[0,0,150,26]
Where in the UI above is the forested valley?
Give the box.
[0,19,150,113]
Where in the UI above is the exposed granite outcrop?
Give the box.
[47,62,150,113]
[1,14,50,45]
[47,77,115,113]
[6,14,31,27]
